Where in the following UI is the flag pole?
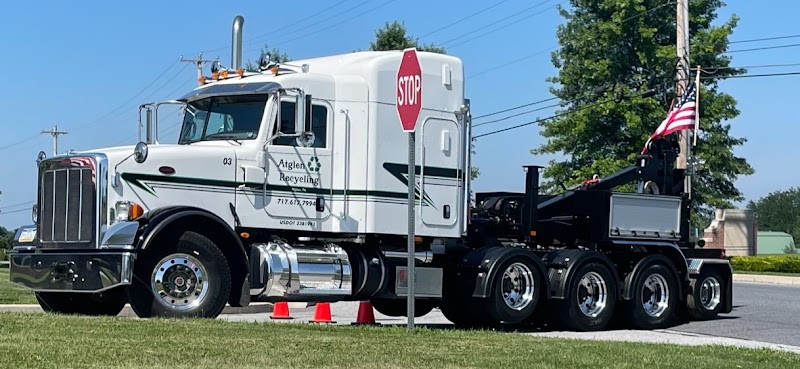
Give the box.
[693,65,701,146]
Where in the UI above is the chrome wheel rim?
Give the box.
[577,271,608,318]
[501,262,535,310]
[699,276,721,310]
[151,253,209,311]
[641,273,670,317]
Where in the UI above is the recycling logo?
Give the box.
[308,156,321,172]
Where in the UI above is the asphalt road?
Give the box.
[672,282,800,347]
[222,281,800,351]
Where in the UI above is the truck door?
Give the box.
[420,117,462,227]
[263,99,333,224]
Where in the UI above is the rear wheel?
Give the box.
[128,231,231,318]
[687,268,725,320]
[36,287,127,316]
[484,256,543,324]
[558,262,617,331]
[371,298,436,317]
[628,263,678,329]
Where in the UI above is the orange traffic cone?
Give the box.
[270,301,293,320]
[310,302,336,324]
[351,300,380,325]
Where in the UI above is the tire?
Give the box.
[627,263,678,329]
[687,268,725,320]
[35,287,127,316]
[558,262,617,331]
[439,297,473,327]
[128,231,231,318]
[439,270,494,328]
[371,298,436,317]
[483,255,543,324]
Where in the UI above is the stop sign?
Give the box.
[396,48,422,132]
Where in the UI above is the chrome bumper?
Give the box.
[9,252,134,293]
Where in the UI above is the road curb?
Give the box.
[0,302,273,316]
[733,273,800,286]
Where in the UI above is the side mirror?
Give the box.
[295,92,314,147]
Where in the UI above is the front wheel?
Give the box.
[128,231,231,318]
[36,287,128,316]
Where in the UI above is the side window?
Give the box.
[206,112,232,134]
[272,101,328,148]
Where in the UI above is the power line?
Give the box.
[700,63,800,74]
[0,207,32,215]
[703,71,800,79]
[0,200,35,210]
[417,0,512,40]
[70,59,181,133]
[473,103,561,128]
[0,134,43,153]
[440,1,555,47]
[730,34,800,44]
[468,46,556,78]
[473,86,664,139]
[270,0,396,50]
[244,0,354,49]
[727,43,800,54]
[473,97,558,120]
[475,68,800,140]
[467,1,676,79]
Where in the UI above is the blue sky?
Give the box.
[0,0,796,229]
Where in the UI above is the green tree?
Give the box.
[369,21,446,54]
[0,226,13,251]
[747,188,800,244]
[245,44,291,71]
[535,0,753,226]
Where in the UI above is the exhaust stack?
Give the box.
[232,15,244,70]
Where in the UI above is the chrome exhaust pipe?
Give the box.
[232,15,244,70]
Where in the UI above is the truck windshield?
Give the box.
[178,94,268,144]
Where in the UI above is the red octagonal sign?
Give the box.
[396,48,422,132]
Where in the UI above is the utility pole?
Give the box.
[180,53,216,85]
[676,0,691,193]
[41,125,68,155]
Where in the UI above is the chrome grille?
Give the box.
[39,158,97,247]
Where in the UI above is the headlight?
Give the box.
[114,201,145,223]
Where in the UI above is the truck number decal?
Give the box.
[222,158,233,165]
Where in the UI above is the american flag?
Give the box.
[68,157,97,187]
[642,82,697,154]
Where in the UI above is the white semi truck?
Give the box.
[10,16,731,330]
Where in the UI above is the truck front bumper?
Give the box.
[9,251,134,293]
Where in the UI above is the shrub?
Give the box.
[730,255,800,274]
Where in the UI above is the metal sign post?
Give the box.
[396,48,422,331]
[406,132,416,331]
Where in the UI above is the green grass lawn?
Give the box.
[0,268,36,304]
[0,313,797,369]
